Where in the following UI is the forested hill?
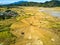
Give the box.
[0,0,60,7]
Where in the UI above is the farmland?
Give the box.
[0,7,60,45]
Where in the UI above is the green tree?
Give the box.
[51,0,59,1]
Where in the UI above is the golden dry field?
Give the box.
[0,7,60,45]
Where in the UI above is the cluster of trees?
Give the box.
[19,0,60,7]
[0,0,60,7]
[5,0,60,7]
[43,0,60,7]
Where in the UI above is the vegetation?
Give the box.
[0,6,60,45]
[0,22,16,45]
[10,7,60,45]
[0,0,60,7]
[0,10,18,20]
[19,0,60,7]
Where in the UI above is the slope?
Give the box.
[10,7,60,45]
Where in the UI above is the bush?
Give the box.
[0,10,18,20]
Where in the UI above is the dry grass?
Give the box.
[0,7,60,45]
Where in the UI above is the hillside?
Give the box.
[10,7,60,45]
[0,0,60,7]
[0,7,60,45]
